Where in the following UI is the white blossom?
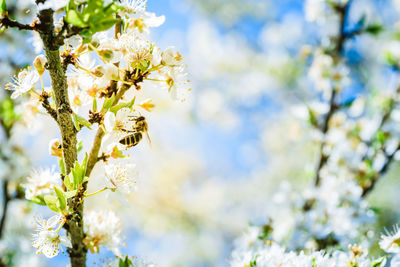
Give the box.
[161,47,184,67]
[102,108,137,153]
[165,66,191,102]
[23,167,60,200]
[32,214,70,258]
[84,210,122,255]
[37,0,68,11]
[379,225,400,254]
[104,162,137,194]
[6,67,39,99]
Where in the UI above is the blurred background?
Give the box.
[2,0,400,266]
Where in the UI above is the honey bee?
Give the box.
[119,116,151,148]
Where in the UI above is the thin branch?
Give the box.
[0,16,35,31]
[41,97,58,122]
[54,18,85,47]
[85,82,131,177]
[313,2,351,186]
[362,144,400,197]
[85,19,124,178]
[0,180,10,239]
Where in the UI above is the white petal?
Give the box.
[104,112,116,132]
[60,236,72,248]
[47,214,62,228]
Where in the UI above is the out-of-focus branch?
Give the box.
[361,144,400,197]
[0,16,35,31]
[313,2,351,186]
[0,180,10,239]
[360,84,400,197]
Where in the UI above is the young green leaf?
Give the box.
[59,158,66,175]
[44,195,61,213]
[92,97,97,112]
[74,113,92,129]
[77,140,84,152]
[65,9,87,28]
[53,186,67,211]
[64,173,74,191]
[102,93,115,112]
[64,190,77,199]
[0,0,7,16]
[30,195,46,206]
[72,113,81,131]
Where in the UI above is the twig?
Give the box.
[0,180,10,239]
[313,1,351,186]
[0,16,35,31]
[362,144,400,197]
[41,97,58,122]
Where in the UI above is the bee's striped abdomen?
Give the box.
[119,132,143,147]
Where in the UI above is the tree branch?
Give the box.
[85,82,131,177]
[0,180,10,239]
[362,144,400,197]
[313,2,351,186]
[41,97,58,122]
[0,16,35,31]
[37,8,85,267]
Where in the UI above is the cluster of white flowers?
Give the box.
[232,221,400,266]
[231,240,385,267]
[241,175,374,254]
[2,0,190,261]
[308,49,350,98]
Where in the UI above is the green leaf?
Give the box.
[92,98,97,112]
[72,113,81,131]
[44,195,61,213]
[59,158,66,175]
[365,24,383,35]
[64,190,77,199]
[249,255,258,267]
[110,97,136,114]
[82,153,88,176]
[118,256,133,267]
[53,186,67,211]
[102,93,115,112]
[65,9,87,28]
[77,140,84,152]
[0,97,20,132]
[64,174,74,191]
[30,195,46,206]
[68,154,89,189]
[371,257,387,267]
[0,0,7,15]
[64,0,123,42]
[73,113,92,129]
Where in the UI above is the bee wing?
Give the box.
[145,131,152,149]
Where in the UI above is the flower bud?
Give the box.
[98,49,114,61]
[49,138,62,157]
[33,55,47,76]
